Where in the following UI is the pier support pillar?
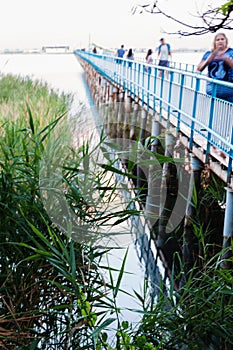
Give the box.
[123,95,132,141]
[130,102,139,140]
[108,84,114,106]
[145,120,162,225]
[139,108,148,142]
[137,109,149,200]
[221,187,233,269]
[108,87,119,138]
[182,155,203,276]
[101,78,107,104]
[125,95,132,113]
[151,120,161,153]
[116,91,125,138]
[157,132,177,249]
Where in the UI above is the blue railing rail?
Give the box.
[134,54,196,74]
[74,49,233,181]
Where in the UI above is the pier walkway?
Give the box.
[74,49,233,272]
[74,49,233,187]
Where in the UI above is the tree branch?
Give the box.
[131,1,233,36]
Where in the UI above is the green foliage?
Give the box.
[0,74,142,349]
[219,1,233,15]
[134,257,233,349]
[0,74,102,348]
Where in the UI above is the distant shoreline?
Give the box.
[0,48,206,55]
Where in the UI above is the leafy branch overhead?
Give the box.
[132,0,233,35]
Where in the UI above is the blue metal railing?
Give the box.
[74,50,233,179]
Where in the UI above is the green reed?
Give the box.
[0,74,140,349]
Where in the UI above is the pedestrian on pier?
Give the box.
[116,44,125,63]
[126,48,134,67]
[157,38,172,77]
[197,32,233,103]
[145,49,153,74]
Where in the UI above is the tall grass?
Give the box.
[0,74,140,349]
[0,74,105,348]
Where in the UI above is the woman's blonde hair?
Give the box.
[212,32,229,50]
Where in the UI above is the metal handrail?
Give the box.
[74,50,233,178]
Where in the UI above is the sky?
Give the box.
[0,0,230,51]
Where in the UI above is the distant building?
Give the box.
[42,46,70,53]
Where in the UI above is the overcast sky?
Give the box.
[0,0,230,51]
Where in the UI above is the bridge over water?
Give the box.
[73,49,233,274]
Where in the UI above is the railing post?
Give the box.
[142,65,146,107]
[227,127,233,184]
[189,77,200,150]
[147,69,151,109]
[191,64,195,89]
[167,71,174,125]
[205,83,217,162]
[159,71,165,120]
[137,63,142,100]
[153,66,158,113]
[129,61,133,94]
[177,74,185,131]
[133,61,137,98]
[122,59,127,90]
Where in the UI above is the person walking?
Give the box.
[145,49,153,74]
[116,44,125,63]
[126,48,134,67]
[197,32,233,103]
[157,38,172,76]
